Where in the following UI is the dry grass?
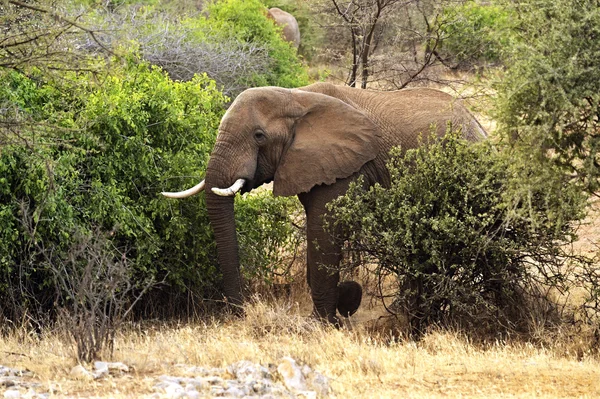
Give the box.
[2,297,600,398]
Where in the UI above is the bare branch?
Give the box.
[7,0,115,57]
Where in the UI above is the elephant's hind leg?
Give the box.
[304,217,341,325]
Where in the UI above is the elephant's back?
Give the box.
[359,87,486,145]
[299,82,487,145]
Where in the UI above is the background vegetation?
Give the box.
[0,0,305,331]
[1,0,600,362]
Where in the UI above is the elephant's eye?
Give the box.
[254,130,267,143]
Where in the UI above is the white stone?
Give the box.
[301,364,312,377]
[209,385,225,396]
[277,357,307,392]
[69,365,94,381]
[159,375,184,384]
[184,390,199,399]
[185,384,201,394]
[164,382,185,399]
[106,362,129,373]
[93,362,109,379]
[228,360,270,382]
[224,385,246,397]
[251,381,268,394]
[309,371,330,396]
[21,389,46,399]
[3,389,21,399]
[297,391,317,399]
[184,383,199,392]
[21,389,36,399]
[201,376,224,385]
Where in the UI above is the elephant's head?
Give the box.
[162,85,381,305]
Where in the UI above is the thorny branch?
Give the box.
[6,0,115,57]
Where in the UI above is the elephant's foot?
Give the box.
[312,306,341,328]
[337,280,363,318]
[223,301,245,319]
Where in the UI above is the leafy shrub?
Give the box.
[327,133,587,337]
[95,0,309,97]
[440,1,515,69]
[494,0,600,192]
[202,0,309,89]
[0,57,302,323]
[236,190,303,283]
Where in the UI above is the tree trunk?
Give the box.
[361,3,382,89]
[349,26,359,87]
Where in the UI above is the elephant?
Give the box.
[267,7,300,48]
[162,82,486,325]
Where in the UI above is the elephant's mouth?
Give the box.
[240,176,273,194]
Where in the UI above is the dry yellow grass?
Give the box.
[2,298,600,398]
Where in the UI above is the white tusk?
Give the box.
[212,178,245,196]
[161,180,205,198]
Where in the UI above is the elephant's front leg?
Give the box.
[299,178,353,325]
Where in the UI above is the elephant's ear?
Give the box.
[273,90,380,197]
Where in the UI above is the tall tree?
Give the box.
[495,0,600,192]
[317,0,468,89]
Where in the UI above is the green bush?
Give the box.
[236,190,303,283]
[100,0,310,96]
[494,0,600,192]
[0,56,302,322]
[0,63,222,319]
[202,0,309,88]
[327,133,586,337]
[440,1,515,69]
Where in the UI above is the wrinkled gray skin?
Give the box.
[267,7,300,48]
[163,82,486,325]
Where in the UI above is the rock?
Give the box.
[184,383,200,399]
[152,359,331,398]
[20,389,43,399]
[3,389,21,399]
[228,360,270,382]
[0,366,44,399]
[224,385,246,397]
[200,375,224,386]
[252,380,267,394]
[93,362,109,379]
[165,383,186,399]
[184,391,199,399]
[69,365,94,381]
[158,375,183,384]
[302,364,312,377]
[0,366,30,378]
[209,385,225,396]
[0,377,16,387]
[184,366,225,377]
[308,370,330,396]
[297,391,317,399]
[94,361,129,375]
[277,357,307,392]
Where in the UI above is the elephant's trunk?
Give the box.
[204,141,246,307]
[205,189,243,306]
